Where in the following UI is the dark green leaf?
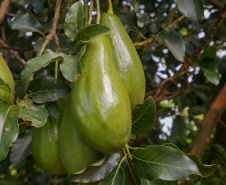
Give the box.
[29,0,45,14]
[17,99,49,127]
[169,116,186,143]
[60,45,86,82]
[124,161,141,185]
[163,143,220,178]
[76,25,110,42]
[9,14,43,35]
[130,145,201,181]
[10,129,33,168]
[26,77,70,103]
[174,0,204,24]
[70,152,122,183]
[127,0,136,7]
[161,31,185,62]
[21,49,66,89]
[132,96,156,135]
[99,166,125,185]
[64,1,84,41]
[45,101,59,122]
[0,103,20,161]
[141,179,166,185]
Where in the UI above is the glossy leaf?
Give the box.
[76,25,110,42]
[9,14,43,35]
[174,0,204,24]
[161,31,185,62]
[163,143,220,178]
[99,166,125,185]
[60,45,86,82]
[10,129,33,168]
[132,96,156,134]
[21,49,66,89]
[130,145,201,181]
[0,103,20,161]
[17,99,49,128]
[64,1,84,41]
[124,162,141,185]
[26,77,70,103]
[70,152,122,183]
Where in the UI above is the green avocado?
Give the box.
[100,13,145,109]
[71,35,131,154]
[32,101,66,175]
[59,94,104,174]
[0,54,15,102]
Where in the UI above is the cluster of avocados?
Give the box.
[32,13,145,176]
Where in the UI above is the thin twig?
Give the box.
[0,38,26,66]
[88,0,94,25]
[219,120,226,127]
[38,0,62,56]
[107,0,113,14]
[134,15,185,47]
[96,0,100,24]
[0,0,10,24]
[0,45,34,51]
[6,12,18,17]
[209,0,224,9]
[1,25,8,62]
[85,0,89,26]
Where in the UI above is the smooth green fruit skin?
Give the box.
[71,35,131,154]
[100,13,145,109]
[0,54,15,101]
[59,94,104,174]
[32,103,66,175]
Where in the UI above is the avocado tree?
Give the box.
[0,0,225,184]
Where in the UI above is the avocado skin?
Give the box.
[100,13,145,109]
[0,54,15,101]
[59,94,104,174]
[32,102,66,175]
[71,35,131,154]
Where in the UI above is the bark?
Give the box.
[0,0,10,24]
[189,84,226,159]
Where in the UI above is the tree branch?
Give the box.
[0,38,26,66]
[38,0,62,56]
[0,45,34,51]
[209,0,224,9]
[189,84,226,159]
[0,0,10,24]
[88,0,94,25]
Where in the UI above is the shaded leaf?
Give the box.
[9,14,42,35]
[76,25,110,42]
[169,116,186,143]
[17,99,49,128]
[141,179,166,185]
[64,1,84,41]
[0,103,20,161]
[60,45,86,82]
[26,77,70,103]
[174,0,204,24]
[21,49,66,89]
[70,152,122,183]
[163,143,220,178]
[99,166,125,185]
[0,78,10,92]
[124,161,141,185]
[10,129,33,168]
[127,0,136,7]
[130,145,201,181]
[132,96,156,135]
[45,101,59,122]
[161,31,185,62]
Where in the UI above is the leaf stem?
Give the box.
[96,0,100,24]
[107,0,113,14]
[88,0,94,25]
[126,144,140,150]
[85,0,89,26]
[134,15,185,47]
[55,60,58,79]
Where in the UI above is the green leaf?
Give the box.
[161,31,185,62]
[76,25,110,42]
[130,145,201,181]
[127,0,136,7]
[64,1,84,41]
[163,143,220,178]
[124,161,141,185]
[202,68,220,86]
[17,99,49,128]
[174,0,204,24]
[10,129,33,168]
[99,166,125,185]
[26,77,70,103]
[70,152,123,183]
[132,96,156,135]
[60,45,86,82]
[21,49,66,89]
[9,14,43,35]
[0,103,20,161]
[141,179,166,185]
[0,78,10,92]
[169,116,186,143]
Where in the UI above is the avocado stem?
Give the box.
[107,0,113,14]
[96,0,100,24]
[88,0,94,25]
[85,0,89,26]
